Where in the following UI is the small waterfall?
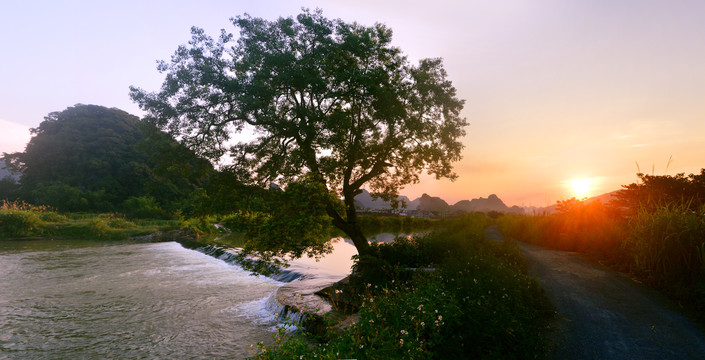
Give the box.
[177,241,305,283]
[264,292,307,325]
[177,239,329,333]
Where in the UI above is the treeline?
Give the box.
[498,170,705,320]
[0,104,277,219]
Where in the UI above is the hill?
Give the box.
[355,190,522,214]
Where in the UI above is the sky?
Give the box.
[1,0,704,207]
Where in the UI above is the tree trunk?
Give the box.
[324,190,371,256]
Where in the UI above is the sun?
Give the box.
[570,178,592,198]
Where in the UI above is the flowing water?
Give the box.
[0,232,419,359]
[0,240,281,360]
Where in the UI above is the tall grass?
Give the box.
[498,201,705,319]
[623,203,705,308]
[0,200,194,240]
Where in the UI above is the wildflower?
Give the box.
[369,319,374,323]
[417,304,423,311]
[400,339,404,345]
[360,345,364,349]
[438,315,443,321]
[420,321,425,326]
[335,289,343,294]
[400,329,408,335]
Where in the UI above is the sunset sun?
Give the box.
[570,178,592,199]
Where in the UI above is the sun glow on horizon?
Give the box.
[569,178,593,199]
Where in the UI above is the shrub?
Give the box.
[122,196,168,219]
[254,216,552,359]
[38,211,69,223]
[0,209,43,237]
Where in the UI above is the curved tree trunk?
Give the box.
[324,195,371,256]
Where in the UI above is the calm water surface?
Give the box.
[0,240,281,360]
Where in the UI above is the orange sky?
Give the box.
[1,1,704,207]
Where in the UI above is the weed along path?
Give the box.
[485,225,705,359]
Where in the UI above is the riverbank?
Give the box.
[0,201,223,241]
[252,214,555,359]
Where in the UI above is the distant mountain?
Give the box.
[354,189,390,210]
[451,200,473,213]
[355,189,522,214]
[450,194,510,213]
[0,161,19,181]
[354,189,417,210]
[417,193,450,213]
[531,190,621,214]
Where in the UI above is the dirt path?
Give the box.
[485,226,705,359]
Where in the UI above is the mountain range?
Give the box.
[354,189,524,214]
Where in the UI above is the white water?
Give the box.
[0,240,281,359]
[0,233,419,359]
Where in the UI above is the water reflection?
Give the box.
[288,232,423,279]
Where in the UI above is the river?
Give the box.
[0,240,281,359]
[0,233,415,359]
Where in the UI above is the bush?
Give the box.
[122,196,168,219]
[0,209,43,237]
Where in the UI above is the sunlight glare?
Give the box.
[570,178,592,198]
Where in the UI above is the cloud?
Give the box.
[0,119,31,154]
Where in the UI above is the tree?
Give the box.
[613,170,705,213]
[130,9,467,256]
[2,104,212,214]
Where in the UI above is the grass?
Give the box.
[498,201,705,321]
[251,214,554,359]
[0,200,198,240]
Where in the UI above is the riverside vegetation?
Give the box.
[0,200,208,240]
[498,170,705,322]
[252,214,553,360]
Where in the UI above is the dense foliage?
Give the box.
[130,9,467,256]
[498,169,705,320]
[253,215,553,359]
[0,200,183,239]
[2,104,212,216]
[614,170,705,212]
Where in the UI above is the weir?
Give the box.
[177,242,304,283]
[179,241,338,334]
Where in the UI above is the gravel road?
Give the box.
[485,225,705,359]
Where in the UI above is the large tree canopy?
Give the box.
[131,10,467,254]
